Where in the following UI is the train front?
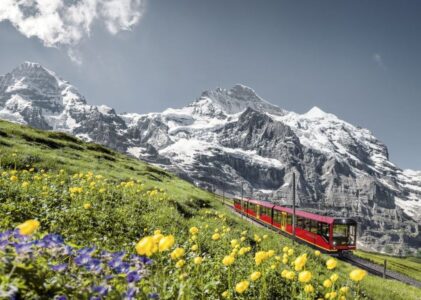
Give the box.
[331,218,357,251]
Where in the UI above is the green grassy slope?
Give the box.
[0,119,420,299]
[354,250,421,282]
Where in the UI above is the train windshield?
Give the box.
[333,224,356,246]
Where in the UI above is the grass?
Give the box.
[0,119,420,299]
[354,250,421,282]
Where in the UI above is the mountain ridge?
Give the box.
[0,61,420,254]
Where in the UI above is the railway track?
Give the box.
[225,203,421,288]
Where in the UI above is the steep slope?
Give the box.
[0,62,420,254]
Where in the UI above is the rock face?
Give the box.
[0,62,420,254]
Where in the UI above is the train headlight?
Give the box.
[333,241,337,246]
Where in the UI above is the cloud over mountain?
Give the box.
[0,0,145,62]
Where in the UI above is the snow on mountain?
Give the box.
[0,62,420,254]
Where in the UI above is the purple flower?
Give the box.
[92,285,109,296]
[123,287,138,299]
[100,250,112,259]
[111,251,126,259]
[74,253,92,266]
[50,263,68,272]
[140,256,153,265]
[126,271,141,283]
[148,293,159,299]
[55,295,68,300]
[86,258,102,273]
[0,230,14,241]
[108,258,122,269]
[104,275,114,281]
[13,242,34,254]
[62,245,73,256]
[78,247,96,256]
[114,262,130,274]
[0,240,8,250]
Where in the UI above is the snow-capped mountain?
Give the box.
[1,62,420,254]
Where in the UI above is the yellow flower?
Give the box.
[230,239,239,248]
[241,230,247,236]
[191,235,197,241]
[154,229,162,235]
[153,233,164,244]
[267,250,275,257]
[349,269,367,282]
[171,247,185,260]
[298,271,312,283]
[339,286,349,294]
[191,244,198,251]
[323,279,332,288]
[294,254,307,271]
[339,296,346,300]
[212,233,221,240]
[235,280,249,294]
[17,220,40,235]
[240,236,246,242]
[330,291,337,299]
[238,247,248,255]
[250,271,261,281]
[281,269,288,278]
[222,255,235,266]
[221,291,229,298]
[314,250,321,256]
[282,258,288,264]
[21,181,30,188]
[285,271,295,280]
[83,203,92,209]
[326,258,337,270]
[330,273,339,282]
[189,226,199,235]
[255,251,268,265]
[263,234,268,239]
[10,175,18,182]
[136,236,157,257]
[304,284,314,293]
[287,248,294,256]
[176,259,185,268]
[194,257,203,265]
[158,235,175,252]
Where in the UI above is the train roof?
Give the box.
[243,198,336,224]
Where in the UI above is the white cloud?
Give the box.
[0,0,145,61]
[373,53,386,70]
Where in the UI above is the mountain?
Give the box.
[0,62,420,254]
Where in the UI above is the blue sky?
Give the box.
[0,0,421,170]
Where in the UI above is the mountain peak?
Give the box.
[22,61,42,68]
[304,106,336,119]
[197,85,285,116]
[228,84,260,100]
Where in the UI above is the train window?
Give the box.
[286,214,292,225]
[333,224,356,246]
[296,216,304,228]
[273,211,281,223]
[310,220,318,233]
[318,223,330,241]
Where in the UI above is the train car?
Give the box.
[233,198,356,252]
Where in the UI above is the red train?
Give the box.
[234,198,357,252]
